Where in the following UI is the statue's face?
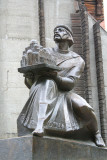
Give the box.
[54,27,70,42]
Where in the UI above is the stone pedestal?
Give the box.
[0,136,32,160]
[33,136,107,160]
[0,135,107,160]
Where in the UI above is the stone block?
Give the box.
[0,136,32,160]
[33,136,107,160]
[0,135,107,160]
[0,0,39,39]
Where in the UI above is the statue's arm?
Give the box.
[54,58,85,91]
[24,72,35,89]
[54,76,75,91]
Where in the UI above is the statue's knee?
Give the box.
[79,105,91,112]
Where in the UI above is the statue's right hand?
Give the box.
[23,72,34,79]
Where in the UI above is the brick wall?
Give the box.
[80,6,93,106]
[71,13,86,99]
[81,0,104,21]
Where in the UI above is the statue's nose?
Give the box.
[55,30,59,34]
[55,28,60,33]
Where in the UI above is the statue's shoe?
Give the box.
[32,129,44,137]
[95,132,105,147]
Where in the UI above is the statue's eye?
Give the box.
[58,28,62,32]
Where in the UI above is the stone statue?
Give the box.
[18,25,105,147]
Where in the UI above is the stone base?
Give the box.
[33,136,107,160]
[0,135,107,160]
[0,135,32,160]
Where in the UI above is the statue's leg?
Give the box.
[68,92,105,147]
[32,102,48,136]
[33,79,57,136]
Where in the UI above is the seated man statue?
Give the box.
[17,25,105,147]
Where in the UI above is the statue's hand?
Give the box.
[23,72,34,79]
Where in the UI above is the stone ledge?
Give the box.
[0,135,32,160]
[0,135,107,160]
[33,136,107,160]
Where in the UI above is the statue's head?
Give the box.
[54,25,74,47]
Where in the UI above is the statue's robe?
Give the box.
[18,48,93,133]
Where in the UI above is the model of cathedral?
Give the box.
[20,40,56,67]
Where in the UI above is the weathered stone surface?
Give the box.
[33,136,107,160]
[0,0,39,139]
[93,22,107,143]
[44,0,75,47]
[0,136,32,160]
[88,14,101,129]
[0,135,107,160]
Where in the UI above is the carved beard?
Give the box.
[54,34,62,40]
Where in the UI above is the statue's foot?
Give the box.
[94,132,105,147]
[32,128,44,137]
